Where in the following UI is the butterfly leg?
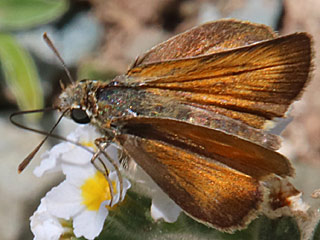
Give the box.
[94,137,124,202]
[90,149,110,176]
[90,148,115,206]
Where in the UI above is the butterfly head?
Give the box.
[56,79,99,124]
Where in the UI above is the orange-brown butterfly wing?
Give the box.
[117,133,264,232]
[121,33,312,129]
[116,117,293,179]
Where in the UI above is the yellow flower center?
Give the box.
[81,141,96,150]
[81,171,117,211]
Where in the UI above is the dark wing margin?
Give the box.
[117,133,264,232]
[132,19,277,66]
[116,117,294,179]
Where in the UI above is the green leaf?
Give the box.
[0,33,43,113]
[0,0,69,30]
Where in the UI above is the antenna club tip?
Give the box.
[43,32,48,39]
[18,161,28,173]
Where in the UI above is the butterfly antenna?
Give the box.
[43,32,75,84]
[10,108,96,173]
[10,108,68,172]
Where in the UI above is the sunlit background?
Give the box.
[1,0,320,239]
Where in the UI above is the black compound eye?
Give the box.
[71,108,90,124]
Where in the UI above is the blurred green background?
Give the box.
[1,0,320,239]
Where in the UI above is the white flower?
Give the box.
[30,198,65,240]
[45,163,130,239]
[151,190,182,223]
[31,125,130,239]
[32,163,130,240]
[33,125,119,177]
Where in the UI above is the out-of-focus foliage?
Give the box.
[0,0,69,113]
[0,0,69,30]
[0,34,43,112]
[78,62,118,82]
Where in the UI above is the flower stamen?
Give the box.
[81,171,117,211]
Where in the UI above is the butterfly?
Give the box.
[12,19,313,232]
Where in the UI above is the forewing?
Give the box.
[117,133,264,231]
[133,19,276,66]
[123,33,312,128]
[116,117,293,179]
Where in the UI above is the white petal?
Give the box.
[119,178,131,202]
[73,125,101,142]
[110,172,131,193]
[62,163,96,187]
[34,143,71,177]
[43,141,73,161]
[33,156,61,177]
[45,142,72,158]
[62,147,93,165]
[73,203,109,240]
[125,164,181,222]
[151,190,182,223]
[66,125,92,142]
[122,179,131,199]
[106,172,130,206]
[65,125,101,149]
[45,181,84,219]
[30,198,64,240]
